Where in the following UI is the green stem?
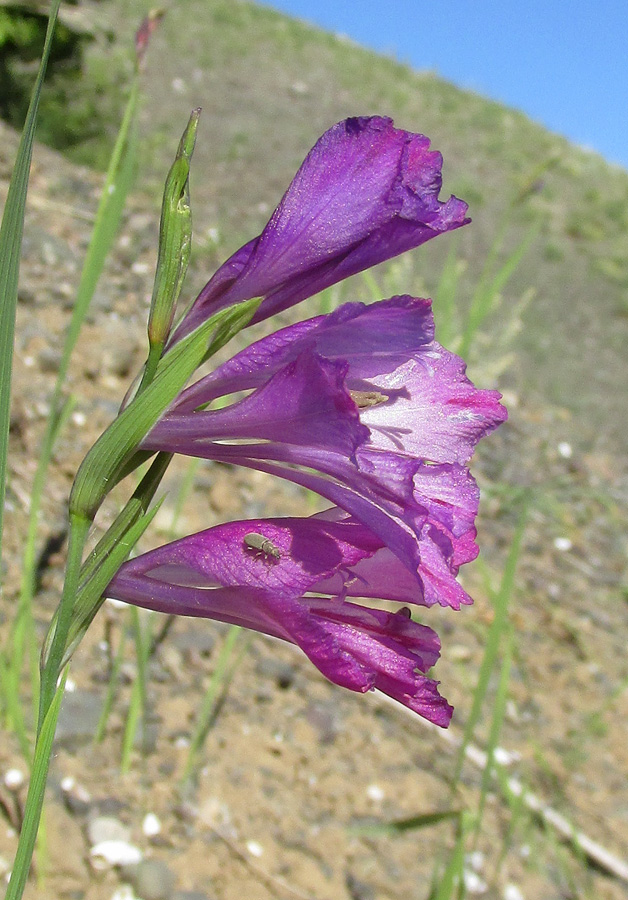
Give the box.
[138,339,165,394]
[4,679,65,900]
[38,515,90,729]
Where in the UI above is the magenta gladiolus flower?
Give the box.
[143,297,506,606]
[107,514,455,725]
[110,297,505,723]
[171,116,469,341]
[105,118,506,725]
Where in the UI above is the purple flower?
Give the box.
[107,514,454,726]
[105,120,506,725]
[143,297,506,605]
[171,116,469,341]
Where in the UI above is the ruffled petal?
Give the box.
[107,516,453,725]
[172,118,468,340]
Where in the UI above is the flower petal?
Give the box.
[147,351,367,458]
[173,295,434,413]
[107,516,453,725]
[172,118,468,339]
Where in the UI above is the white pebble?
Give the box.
[111,886,138,900]
[4,769,25,790]
[466,850,485,871]
[142,813,161,837]
[61,777,91,804]
[246,840,264,858]
[493,747,521,766]
[72,411,86,427]
[366,783,385,802]
[557,442,572,459]
[554,536,572,552]
[504,884,525,900]
[90,840,142,868]
[88,816,131,846]
[463,869,487,893]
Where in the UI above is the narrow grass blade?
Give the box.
[94,623,128,744]
[452,499,528,786]
[460,222,538,358]
[434,231,464,348]
[360,269,383,302]
[0,0,61,567]
[473,624,514,840]
[121,606,152,773]
[6,19,144,747]
[351,808,462,836]
[431,810,472,900]
[183,625,248,782]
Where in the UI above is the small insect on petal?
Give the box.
[349,390,387,409]
[243,532,282,559]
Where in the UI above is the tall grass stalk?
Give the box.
[452,500,527,787]
[458,221,538,360]
[1,30,142,752]
[183,625,249,783]
[0,7,61,895]
[431,810,473,900]
[94,615,129,744]
[473,624,514,843]
[121,606,153,773]
[432,231,464,349]
[0,4,62,556]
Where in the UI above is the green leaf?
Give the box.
[70,296,262,521]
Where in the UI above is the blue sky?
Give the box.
[263,0,628,170]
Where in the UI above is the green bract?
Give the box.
[70,296,261,522]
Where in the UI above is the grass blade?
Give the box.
[452,499,528,786]
[0,0,61,569]
[183,625,248,783]
[121,606,152,773]
[351,808,462,836]
[473,624,514,840]
[434,231,464,348]
[460,222,538,358]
